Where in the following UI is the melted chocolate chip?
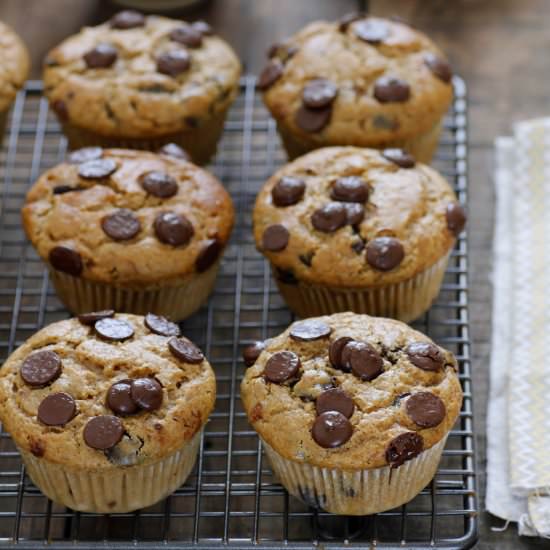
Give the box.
[311,202,347,233]
[405,392,446,428]
[170,24,203,48]
[107,380,138,416]
[343,203,365,225]
[257,60,284,90]
[53,185,82,195]
[338,12,365,32]
[446,202,467,236]
[290,320,331,341]
[67,147,103,164]
[37,392,76,426]
[94,318,135,342]
[196,238,222,272]
[192,21,213,36]
[21,350,62,387]
[354,19,389,43]
[84,415,124,450]
[374,76,410,103]
[157,50,191,77]
[131,378,163,411]
[329,337,354,370]
[49,246,83,276]
[110,10,145,29]
[242,341,265,366]
[101,209,141,241]
[302,79,338,109]
[331,176,369,203]
[78,310,115,325]
[316,388,354,418]
[424,52,452,83]
[154,212,194,247]
[366,237,404,271]
[140,171,178,198]
[78,158,117,179]
[144,313,180,337]
[406,342,444,371]
[312,411,352,448]
[382,148,415,168]
[386,432,423,467]
[262,224,289,251]
[157,142,190,160]
[168,337,204,363]
[272,176,306,207]
[84,44,118,69]
[295,105,332,133]
[344,341,383,381]
[264,351,300,383]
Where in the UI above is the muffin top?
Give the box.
[22,148,234,287]
[259,15,452,145]
[253,146,466,288]
[0,313,216,470]
[43,11,241,137]
[241,312,462,470]
[0,21,30,112]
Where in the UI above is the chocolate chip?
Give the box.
[78,158,117,179]
[366,237,404,271]
[331,176,369,203]
[424,52,452,83]
[275,268,297,284]
[157,142,190,160]
[343,341,383,381]
[67,146,103,164]
[101,209,141,241]
[170,24,203,48]
[262,224,289,251]
[312,411,352,448]
[316,388,354,418]
[374,76,410,103]
[257,60,284,90]
[351,239,365,254]
[107,380,138,415]
[21,351,62,387]
[302,79,338,109]
[272,176,306,207]
[405,392,446,428]
[338,12,365,32]
[406,342,444,372]
[295,105,332,133]
[343,203,365,225]
[354,19,389,43]
[196,238,222,272]
[299,251,314,266]
[144,313,180,337]
[329,337,354,370]
[446,202,467,236]
[84,43,117,69]
[52,99,69,121]
[53,185,82,195]
[49,246,83,276]
[111,10,145,29]
[157,50,191,77]
[382,148,415,168]
[154,212,194,247]
[83,415,124,450]
[37,392,76,426]
[290,320,331,341]
[168,337,204,363]
[242,341,265,366]
[267,41,297,60]
[131,378,163,411]
[78,310,115,325]
[386,432,423,467]
[94,318,134,342]
[264,351,300,383]
[192,21,213,36]
[311,202,347,233]
[140,171,178,198]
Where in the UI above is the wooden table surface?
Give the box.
[1,0,548,548]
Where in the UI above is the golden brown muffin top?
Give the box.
[241,312,462,470]
[253,146,466,288]
[22,148,234,287]
[0,314,216,470]
[43,12,241,137]
[260,16,453,146]
[0,21,30,112]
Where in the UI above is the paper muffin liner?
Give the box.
[20,432,201,513]
[262,436,447,516]
[273,252,450,323]
[48,259,220,321]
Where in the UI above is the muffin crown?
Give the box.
[0,21,30,112]
[240,313,462,470]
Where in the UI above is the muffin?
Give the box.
[0,313,215,513]
[22,148,234,319]
[259,14,453,162]
[0,21,30,144]
[241,313,462,515]
[253,146,466,322]
[43,11,241,164]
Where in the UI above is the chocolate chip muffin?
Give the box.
[259,14,453,162]
[0,313,215,513]
[22,148,234,320]
[241,313,462,515]
[43,11,241,164]
[253,146,466,322]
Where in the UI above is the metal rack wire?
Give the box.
[0,76,476,549]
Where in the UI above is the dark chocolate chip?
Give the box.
[196,238,222,272]
[157,50,191,77]
[21,350,62,387]
[94,318,134,342]
[67,146,103,164]
[131,378,163,411]
[386,432,424,467]
[107,379,138,415]
[257,60,284,90]
[354,19,389,43]
[154,211,194,247]
[405,392,446,428]
[343,203,365,225]
[170,24,203,48]
[52,99,69,121]
[382,148,416,168]
[272,176,306,207]
[192,21,213,36]
[78,310,115,325]
[406,342,444,372]
[351,239,366,254]
[275,268,297,285]
[290,320,331,341]
[312,411,352,448]
[110,10,145,29]
[83,415,124,450]
[338,12,365,32]
[295,104,332,133]
[101,209,141,241]
[302,78,338,109]
[316,388,354,418]
[53,185,82,195]
[331,176,369,203]
[343,341,383,381]
[84,43,117,69]
[168,337,204,363]
[262,224,289,251]
[49,246,83,276]
[374,76,410,103]
[329,337,354,370]
[78,158,117,179]
[242,341,265,366]
[139,171,178,198]
[311,202,347,233]
[37,392,76,426]
[366,237,404,271]
[446,202,467,236]
[424,52,452,83]
[157,142,190,160]
[144,313,180,337]
[299,251,314,266]
[264,351,300,383]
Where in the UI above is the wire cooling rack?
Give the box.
[0,77,476,549]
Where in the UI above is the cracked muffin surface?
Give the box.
[0,21,30,112]
[240,312,462,470]
[0,314,216,470]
